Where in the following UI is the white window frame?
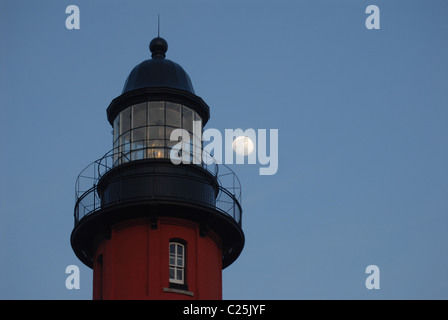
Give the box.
[169,242,185,285]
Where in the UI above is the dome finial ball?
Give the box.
[149,37,168,59]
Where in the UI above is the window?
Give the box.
[120,107,131,135]
[131,103,147,160]
[182,106,193,133]
[166,102,181,127]
[148,101,164,126]
[111,101,202,165]
[113,116,120,145]
[169,242,185,285]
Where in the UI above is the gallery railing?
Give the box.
[74,141,242,228]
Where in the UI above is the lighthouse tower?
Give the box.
[71,37,244,300]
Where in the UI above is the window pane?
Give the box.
[166,102,181,127]
[166,127,179,143]
[131,134,145,161]
[167,140,180,155]
[113,116,120,165]
[113,116,120,144]
[113,149,119,166]
[148,126,165,140]
[147,140,164,148]
[147,148,165,159]
[194,112,202,125]
[193,112,203,142]
[119,131,130,164]
[120,132,131,149]
[132,127,146,143]
[182,106,193,133]
[120,108,131,135]
[148,101,164,126]
[131,150,144,161]
[169,242,186,284]
[120,131,130,153]
[132,103,147,129]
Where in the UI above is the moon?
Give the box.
[232,136,254,156]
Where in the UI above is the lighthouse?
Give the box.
[71,37,244,300]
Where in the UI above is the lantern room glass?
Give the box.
[112,101,202,165]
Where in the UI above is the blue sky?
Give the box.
[1,0,447,299]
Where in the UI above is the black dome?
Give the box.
[122,37,195,94]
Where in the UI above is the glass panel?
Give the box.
[147,148,164,159]
[194,112,202,125]
[177,258,183,267]
[132,103,147,129]
[113,116,120,165]
[113,149,119,166]
[169,267,175,280]
[120,132,131,149]
[131,150,144,161]
[177,269,183,281]
[178,245,183,256]
[182,106,193,133]
[167,139,180,154]
[147,139,165,159]
[132,127,146,144]
[148,140,164,148]
[170,243,175,254]
[193,113,202,162]
[169,256,175,266]
[120,132,131,163]
[113,116,120,144]
[193,112,203,140]
[131,133,146,161]
[166,102,181,127]
[166,127,179,143]
[148,126,165,140]
[148,101,165,126]
[131,127,146,144]
[120,108,131,135]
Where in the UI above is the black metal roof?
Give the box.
[122,37,195,94]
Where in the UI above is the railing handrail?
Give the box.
[74,141,242,227]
